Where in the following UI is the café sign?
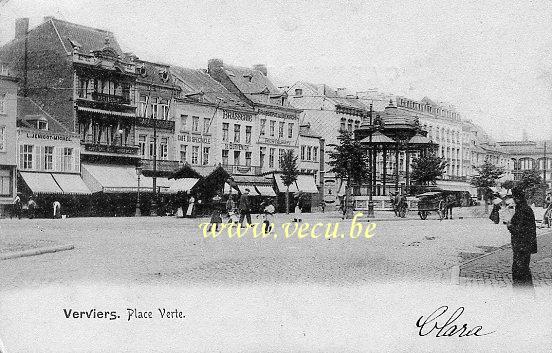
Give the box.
[23,131,72,142]
[178,133,211,144]
[258,137,292,146]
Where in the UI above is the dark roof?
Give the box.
[170,66,253,111]
[223,64,291,108]
[299,124,321,139]
[17,97,73,134]
[50,18,123,55]
[299,82,367,112]
[135,60,179,89]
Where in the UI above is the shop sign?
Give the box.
[178,133,211,144]
[24,131,72,141]
[223,110,253,122]
[258,137,292,146]
[224,142,250,151]
[258,109,298,120]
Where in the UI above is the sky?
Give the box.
[1,0,552,141]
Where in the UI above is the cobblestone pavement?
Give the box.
[1,211,548,290]
[459,230,552,287]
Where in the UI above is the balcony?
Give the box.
[82,142,139,155]
[135,117,175,131]
[140,159,181,173]
[91,92,131,105]
[222,164,262,175]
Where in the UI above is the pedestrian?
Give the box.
[27,197,37,219]
[293,194,303,222]
[540,191,552,228]
[226,194,235,218]
[507,186,538,292]
[12,194,22,219]
[238,188,252,226]
[320,200,325,213]
[53,200,61,219]
[186,194,196,218]
[489,194,501,224]
[445,195,455,220]
[209,194,223,231]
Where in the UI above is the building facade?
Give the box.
[0,64,18,216]
[497,139,549,187]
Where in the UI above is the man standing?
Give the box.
[507,186,538,290]
[12,194,22,219]
[53,200,61,219]
[238,188,252,226]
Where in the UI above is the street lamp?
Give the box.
[367,104,375,217]
[135,165,142,217]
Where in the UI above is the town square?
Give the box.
[2,0,552,352]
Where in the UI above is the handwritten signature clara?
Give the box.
[416,306,495,337]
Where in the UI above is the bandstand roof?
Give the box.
[360,131,395,145]
[408,134,433,145]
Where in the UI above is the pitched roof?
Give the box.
[295,81,367,112]
[170,66,253,111]
[49,18,123,55]
[135,60,179,89]
[299,124,321,138]
[17,97,73,134]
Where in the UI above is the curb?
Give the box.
[0,244,74,260]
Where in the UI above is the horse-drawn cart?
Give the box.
[416,191,446,220]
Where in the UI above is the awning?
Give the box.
[82,163,141,193]
[168,178,198,193]
[52,173,91,194]
[274,174,299,193]
[224,182,236,194]
[436,181,477,195]
[20,172,63,194]
[237,184,260,195]
[77,106,135,117]
[255,185,276,196]
[295,175,319,193]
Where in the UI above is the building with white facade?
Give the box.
[0,64,18,216]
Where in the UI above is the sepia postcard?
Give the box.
[1,0,552,352]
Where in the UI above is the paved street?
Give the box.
[1,209,548,290]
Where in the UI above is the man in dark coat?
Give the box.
[507,187,538,289]
[238,188,252,226]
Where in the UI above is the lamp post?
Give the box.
[367,104,375,217]
[135,165,142,217]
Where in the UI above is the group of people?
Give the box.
[11,195,61,219]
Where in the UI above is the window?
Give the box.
[245,152,252,166]
[307,146,312,161]
[288,123,294,138]
[234,151,241,165]
[354,120,360,130]
[222,150,229,165]
[191,146,199,164]
[260,119,266,136]
[149,137,155,158]
[269,121,275,137]
[0,168,11,196]
[180,115,188,131]
[278,149,284,166]
[301,146,305,160]
[192,116,199,132]
[294,88,303,96]
[160,137,168,160]
[340,118,346,131]
[278,122,284,138]
[138,134,147,157]
[269,148,275,168]
[260,147,266,167]
[179,144,187,163]
[161,103,169,120]
[150,99,158,119]
[245,126,252,144]
[234,124,241,143]
[44,146,54,170]
[203,118,211,134]
[313,147,318,161]
[62,148,73,172]
[222,123,229,142]
[347,119,353,132]
[0,93,5,114]
[37,120,48,130]
[0,126,4,151]
[21,145,33,169]
[140,96,148,117]
[203,147,210,165]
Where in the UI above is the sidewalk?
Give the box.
[459,231,552,287]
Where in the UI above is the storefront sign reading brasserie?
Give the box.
[178,133,211,144]
[258,109,298,120]
[223,110,253,122]
[224,142,250,151]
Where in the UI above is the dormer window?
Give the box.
[159,70,169,82]
[37,120,48,130]
[137,66,147,76]
[295,89,302,96]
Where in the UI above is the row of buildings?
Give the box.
[0,17,542,217]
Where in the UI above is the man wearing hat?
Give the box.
[238,188,252,226]
[507,186,538,289]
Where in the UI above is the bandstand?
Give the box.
[353,101,437,213]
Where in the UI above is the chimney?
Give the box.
[15,18,29,40]
[336,88,347,97]
[252,64,267,76]
[208,58,223,75]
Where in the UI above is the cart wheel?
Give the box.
[419,211,428,220]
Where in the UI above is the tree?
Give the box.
[501,179,516,194]
[470,161,504,213]
[327,130,369,219]
[410,153,448,186]
[280,150,299,214]
[517,169,547,205]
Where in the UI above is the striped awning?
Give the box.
[295,175,319,193]
[255,185,276,196]
[237,184,260,196]
[168,178,198,193]
[77,106,135,118]
[274,174,299,193]
[51,173,91,194]
[20,172,63,194]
